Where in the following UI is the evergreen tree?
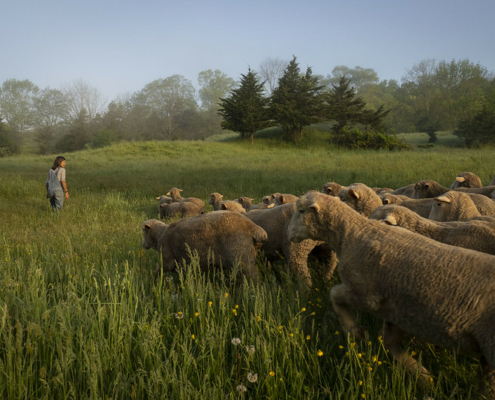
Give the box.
[326,76,366,135]
[218,68,270,144]
[270,56,326,140]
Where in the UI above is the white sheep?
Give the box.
[274,193,299,206]
[379,192,410,205]
[321,182,343,196]
[220,200,246,213]
[370,204,495,255]
[428,191,483,222]
[338,184,383,217]
[142,212,267,280]
[389,183,415,197]
[288,191,495,395]
[236,197,255,211]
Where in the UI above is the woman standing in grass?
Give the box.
[45,155,69,211]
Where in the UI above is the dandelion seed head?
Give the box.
[231,337,241,346]
[247,372,258,383]
[236,384,247,393]
[246,345,255,355]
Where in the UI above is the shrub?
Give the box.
[334,128,411,150]
[455,106,495,147]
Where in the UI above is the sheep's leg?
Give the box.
[287,244,313,288]
[322,249,338,284]
[478,356,495,400]
[383,322,432,385]
[330,284,366,341]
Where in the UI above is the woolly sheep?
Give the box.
[166,187,206,212]
[274,193,299,206]
[142,212,267,280]
[220,200,246,213]
[262,193,280,205]
[370,204,495,255]
[321,182,343,196]
[414,180,495,199]
[246,202,337,287]
[450,172,483,189]
[456,186,495,197]
[389,183,415,197]
[236,197,255,211]
[428,191,483,222]
[208,192,224,211]
[288,191,495,394]
[379,192,410,205]
[159,201,203,220]
[338,184,383,217]
[156,195,173,206]
[248,202,275,210]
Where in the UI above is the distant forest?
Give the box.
[1,56,494,155]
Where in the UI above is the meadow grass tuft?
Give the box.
[0,138,491,398]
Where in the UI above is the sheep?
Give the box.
[159,201,203,220]
[142,211,267,280]
[321,182,343,196]
[428,191,483,222]
[414,180,495,199]
[370,204,495,255]
[274,193,299,206]
[166,187,206,212]
[338,184,383,217]
[262,193,280,205]
[156,195,173,206]
[220,200,246,213]
[372,187,394,194]
[398,198,436,218]
[208,192,224,211]
[389,183,415,197]
[450,172,483,189]
[245,202,338,287]
[288,190,495,395]
[248,202,275,210]
[236,197,255,211]
[379,192,410,205]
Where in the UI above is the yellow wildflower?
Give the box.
[269,371,275,376]
[306,335,310,340]
[317,350,323,357]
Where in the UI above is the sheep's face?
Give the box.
[288,197,321,243]
[428,198,451,221]
[142,220,163,250]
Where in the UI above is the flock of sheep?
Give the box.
[142,172,495,398]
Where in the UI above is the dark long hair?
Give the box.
[51,156,66,170]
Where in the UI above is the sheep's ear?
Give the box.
[383,198,390,205]
[267,203,275,208]
[143,223,152,231]
[178,189,183,192]
[424,183,430,189]
[221,203,227,210]
[165,192,170,195]
[309,203,320,213]
[456,176,466,183]
[436,195,451,204]
[383,215,397,226]
[155,196,161,200]
[348,189,360,200]
[160,203,166,209]
[279,195,284,203]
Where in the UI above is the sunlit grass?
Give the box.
[0,138,490,398]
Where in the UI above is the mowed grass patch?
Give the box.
[0,140,492,399]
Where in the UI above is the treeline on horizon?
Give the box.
[0,56,494,156]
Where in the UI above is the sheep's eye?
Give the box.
[437,202,441,207]
[299,209,304,214]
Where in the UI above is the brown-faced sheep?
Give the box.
[246,203,337,287]
[159,201,203,220]
[208,192,224,211]
[370,204,495,255]
[166,187,206,212]
[321,182,343,196]
[450,172,483,189]
[288,191,495,396]
[142,212,267,280]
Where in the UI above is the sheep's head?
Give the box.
[166,188,183,201]
[288,191,326,243]
[142,219,168,250]
[208,192,223,205]
[450,172,482,189]
[321,182,342,196]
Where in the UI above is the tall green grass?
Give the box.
[0,139,492,399]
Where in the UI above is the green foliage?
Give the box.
[333,127,411,150]
[218,68,270,143]
[91,128,119,149]
[455,105,495,147]
[0,118,20,157]
[270,56,326,141]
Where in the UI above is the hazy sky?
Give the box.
[3,0,494,102]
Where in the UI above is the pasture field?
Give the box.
[0,138,494,399]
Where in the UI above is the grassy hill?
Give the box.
[0,139,492,399]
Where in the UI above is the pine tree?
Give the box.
[326,76,366,136]
[270,56,325,140]
[218,68,270,144]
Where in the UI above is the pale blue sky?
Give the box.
[2,0,494,102]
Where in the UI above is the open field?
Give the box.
[0,139,494,399]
